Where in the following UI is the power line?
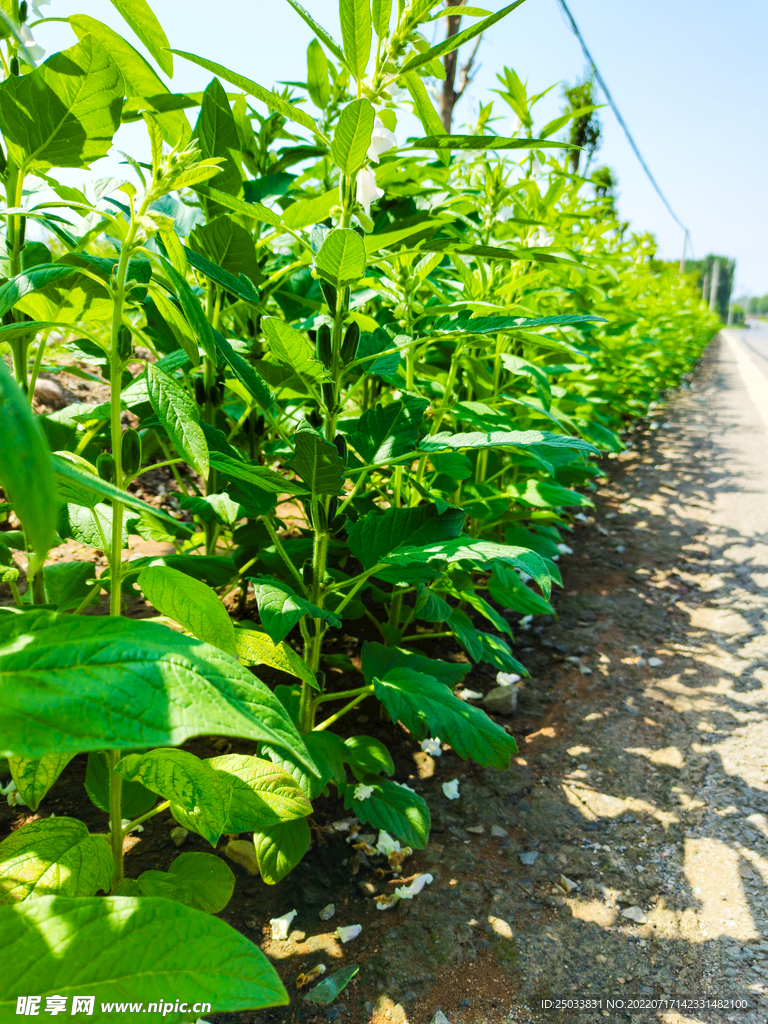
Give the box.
[555,0,692,257]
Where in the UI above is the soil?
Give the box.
[3,336,768,1024]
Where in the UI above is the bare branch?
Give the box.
[456,33,483,103]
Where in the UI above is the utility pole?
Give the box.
[727,267,736,325]
[679,228,688,274]
[709,259,720,314]
[702,272,710,303]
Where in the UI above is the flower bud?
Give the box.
[96,453,116,484]
[121,429,142,478]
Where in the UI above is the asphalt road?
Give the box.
[735,323,768,382]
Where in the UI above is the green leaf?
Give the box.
[372,0,393,37]
[419,238,580,265]
[343,735,394,777]
[381,536,552,597]
[286,424,346,497]
[194,76,242,200]
[138,565,237,656]
[137,852,234,914]
[374,669,517,769]
[477,632,529,677]
[52,456,192,535]
[347,396,427,464]
[0,817,112,904]
[0,362,56,566]
[361,640,470,687]
[306,38,331,109]
[500,353,551,407]
[347,504,465,570]
[409,134,571,151]
[152,252,216,361]
[414,584,452,623]
[403,71,445,143]
[146,283,200,366]
[262,316,330,382]
[69,15,189,145]
[340,0,372,79]
[0,266,75,318]
[210,451,308,495]
[399,0,524,75]
[40,561,95,612]
[284,0,348,68]
[0,895,288,1013]
[419,429,598,455]
[7,753,74,813]
[116,749,229,846]
[109,0,172,76]
[253,817,311,884]
[314,228,366,288]
[146,362,209,478]
[172,49,325,140]
[84,751,158,820]
[235,629,319,691]
[305,965,360,1004]
[194,184,284,230]
[0,36,124,172]
[488,564,554,616]
[213,331,274,410]
[344,777,430,849]
[511,478,595,510]
[209,752,312,831]
[282,189,338,230]
[248,576,341,644]
[261,730,348,800]
[0,611,315,770]
[331,97,375,172]
[447,607,483,661]
[188,220,260,292]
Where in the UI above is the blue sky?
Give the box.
[34,0,768,295]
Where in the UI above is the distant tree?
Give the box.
[562,73,601,173]
[591,165,618,216]
[686,255,736,321]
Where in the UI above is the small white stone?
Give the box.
[482,685,518,715]
[648,657,663,667]
[442,779,460,800]
[491,825,508,838]
[319,903,336,921]
[431,1012,452,1024]
[620,905,647,924]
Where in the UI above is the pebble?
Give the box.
[620,905,647,923]
[319,903,335,920]
[33,378,63,407]
[431,1012,452,1024]
[519,851,539,865]
[482,685,519,715]
[491,825,508,838]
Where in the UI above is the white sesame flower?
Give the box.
[31,0,51,16]
[394,872,433,900]
[574,512,590,523]
[1,780,27,808]
[395,781,416,793]
[356,166,384,216]
[497,206,515,223]
[367,116,397,163]
[335,923,362,943]
[557,543,574,555]
[18,23,45,63]
[270,909,297,941]
[442,779,460,800]
[496,672,521,687]
[375,831,401,856]
[353,783,374,800]
[458,688,483,701]
[420,737,442,757]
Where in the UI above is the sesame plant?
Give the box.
[0,0,717,1015]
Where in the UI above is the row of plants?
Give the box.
[0,0,718,1016]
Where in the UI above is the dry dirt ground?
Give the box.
[4,334,768,1024]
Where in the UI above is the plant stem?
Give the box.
[107,749,124,890]
[122,799,171,836]
[262,516,308,595]
[314,684,369,705]
[314,687,374,731]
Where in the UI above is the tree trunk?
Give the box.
[440,0,466,132]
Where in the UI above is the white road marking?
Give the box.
[722,330,768,432]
